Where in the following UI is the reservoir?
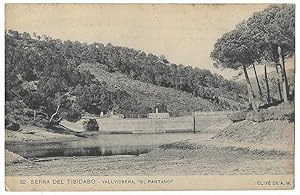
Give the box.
[6,133,212,158]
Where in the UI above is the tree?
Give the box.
[23,92,43,121]
[245,4,295,103]
[212,4,295,108]
[263,61,271,104]
[211,24,259,112]
[5,28,248,127]
[267,5,294,102]
[252,63,263,98]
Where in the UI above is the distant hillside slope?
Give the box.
[234,55,295,104]
[236,55,295,81]
[245,68,295,103]
[79,63,224,114]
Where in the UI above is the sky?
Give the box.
[6,4,270,79]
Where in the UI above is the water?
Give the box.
[6,133,210,158]
[7,144,156,158]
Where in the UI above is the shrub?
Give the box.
[228,111,247,122]
[63,112,82,122]
[288,112,295,122]
[82,119,99,131]
[246,109,294,122]
[5,119,20,131]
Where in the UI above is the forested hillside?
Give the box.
[79,63,243,115]
[5,29,247,128]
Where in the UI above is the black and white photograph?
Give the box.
[4,3,295,191]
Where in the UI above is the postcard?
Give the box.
[5,3,295,191]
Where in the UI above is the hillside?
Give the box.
[5,30,247,129]
[78,63,222,114]
[236,55,295,81]
[245,67,295,105]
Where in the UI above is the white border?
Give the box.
[0,0,298,195]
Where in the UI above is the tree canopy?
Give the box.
[211,4,295,109]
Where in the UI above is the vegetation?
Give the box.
[82,119,99,131]
[211,4,295,111]
[246,108,294,123]
[5,30,138,127]
[228,111,248,122]
[5,28,247,127]
[5,4,295,129]
[79,63,243,116]
[228,108,294,123]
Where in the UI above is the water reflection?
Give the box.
[6,133,209,158]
